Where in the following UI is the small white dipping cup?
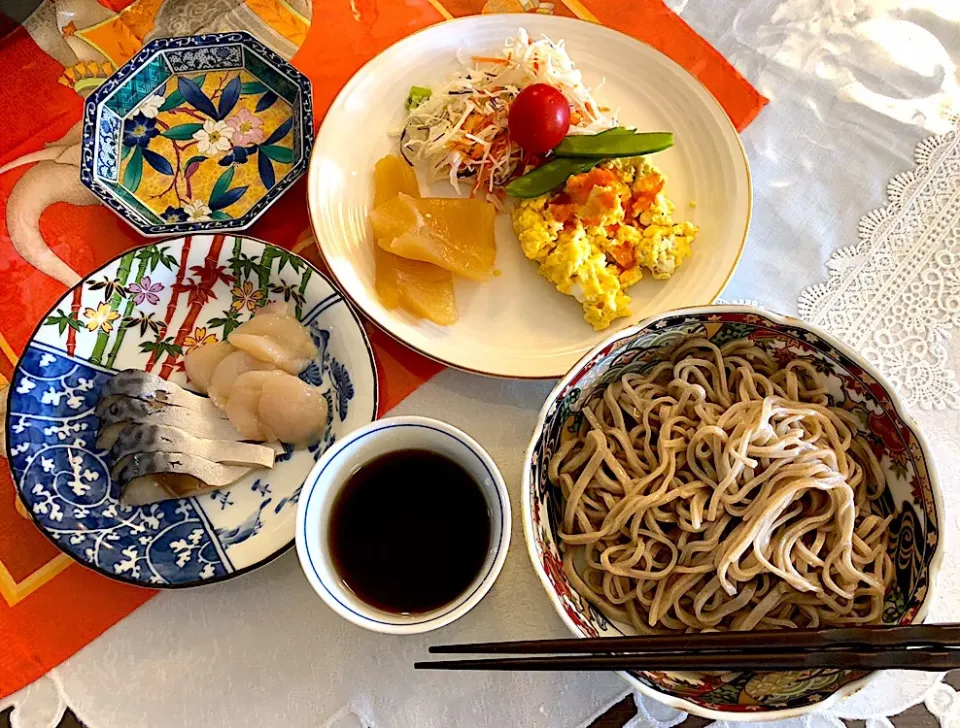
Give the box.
[295,415,511,634]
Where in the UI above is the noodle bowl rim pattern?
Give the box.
[296,418,510,633]
[522,305,944,720]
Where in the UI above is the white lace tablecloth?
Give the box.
[5,1,960,727]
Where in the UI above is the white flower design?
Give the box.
[136,93,165,119]
[183,199,212,221]
[193,119,233,156]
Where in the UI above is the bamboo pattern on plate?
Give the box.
[42,235,316,379]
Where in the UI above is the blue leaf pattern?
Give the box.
[209,185,249,211]
[258,149,276,189]
[217,76,241,120]
[142,148,174,175]
[331,359,354,421]
[275,442,295,463]
[178,75,218,119]
[8,346,230,585]
[309,327,330,363]
[256,90,278,113]
[215,498,271,547]
[299,361,323,387]
[262,118,292,146]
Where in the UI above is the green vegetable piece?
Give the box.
[505,157,604,199]
[505,128,630,198]
[405,85,432,111]
[553,130,674,158]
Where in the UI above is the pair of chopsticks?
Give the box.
[415,623,960,672]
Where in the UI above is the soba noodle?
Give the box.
[549,338,895,633]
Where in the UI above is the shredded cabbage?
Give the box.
[401,29,616,197]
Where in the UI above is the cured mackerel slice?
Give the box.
[113,451,253,505]
[95,397,244,450]
[98,369,225,420]
[107,423,275,469]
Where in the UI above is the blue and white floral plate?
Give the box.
[80,32,313,237]
[5,236,378,588]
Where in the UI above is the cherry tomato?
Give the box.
[509,84,571,154]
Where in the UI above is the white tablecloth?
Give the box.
[5,1,960,726]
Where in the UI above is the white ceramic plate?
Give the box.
[6,236,377,587]
[308,15,751,378]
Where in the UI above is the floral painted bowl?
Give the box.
[80,32,312,237]
[5,236,377,587]
[522,306,943,720]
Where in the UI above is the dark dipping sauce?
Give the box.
[328,449,492,614]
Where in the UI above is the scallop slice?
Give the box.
[207,350,275,407]
[223,370,289,440]
[222,370,329,446]
[228,307,318,375]
[108,423,275,469]
[259,374,329,446]
[184,341,236,393]
[259,300,295,317]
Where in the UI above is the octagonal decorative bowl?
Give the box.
[80,31,312,237]
[522,305,943,720]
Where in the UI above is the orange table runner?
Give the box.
[0,0,765,699]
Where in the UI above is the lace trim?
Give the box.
[798,115,960,410]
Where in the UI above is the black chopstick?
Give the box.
[415,647,960,672]
[428,623,960,656]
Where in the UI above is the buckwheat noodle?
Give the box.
[549,338,895,633]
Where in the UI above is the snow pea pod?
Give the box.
[553,131,674,158]
[505,157,605,199]
[505,128,636,199]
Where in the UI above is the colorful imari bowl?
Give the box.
[522,306,944,720]
[80,32,313,237]
[5,236,377,588]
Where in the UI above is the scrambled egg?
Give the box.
[512,157,698,330]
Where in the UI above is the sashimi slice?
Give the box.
[121,474,218,506]
[100,369,225,421]
[223,370,329,446]
[184,341,235,393]
[228,308,318,375]
[259,374,329,446]
[95,396,244,450]
[114,452,252,505]
[207,351,275,407]
[223,370,288,440]
[372,193,496,281]
[108,423,275,468]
